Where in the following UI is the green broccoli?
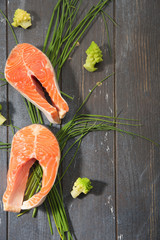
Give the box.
[12,9,32,29]
[71,177,93,198]
[0,104,6,126]
[83,41,103,72]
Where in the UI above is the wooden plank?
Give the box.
[115,0,160,239]
[7,1,59,239]
[0,1,7,240]
[62,1,116,239]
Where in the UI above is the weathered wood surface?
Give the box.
[62,1,115,239]
[115,1,160,239]
[0,0,159,240]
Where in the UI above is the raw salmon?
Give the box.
[3,124,60,212]
[5,43,69,124]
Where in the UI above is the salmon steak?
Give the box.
[5,43,69,124]
[3,124,60,212]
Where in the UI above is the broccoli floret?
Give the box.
[12,9,32,29]
[83,41,103,72]
[0,104,6,125]
[71,177,93,198]
[0,113,6,125]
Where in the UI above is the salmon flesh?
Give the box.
[3,124,60,212]
[5,43,69,124]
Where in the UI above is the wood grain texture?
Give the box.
[115,0,160,239]
[0,0,160,239]
[0,2,7,240]
[62,1,115,239]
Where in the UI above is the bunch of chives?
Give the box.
[43,0,112,81]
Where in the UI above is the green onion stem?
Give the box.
[0,9,18,44]
[44,201,53,235]
[74,73,114,116]
[101,12,111,56]
[60,91,73,100]
[43,0,62,52]
[101,10,118,26]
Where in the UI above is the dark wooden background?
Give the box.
[0,0,160,239]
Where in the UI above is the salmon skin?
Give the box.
[5,43,69,124]
[3,124,60,212]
